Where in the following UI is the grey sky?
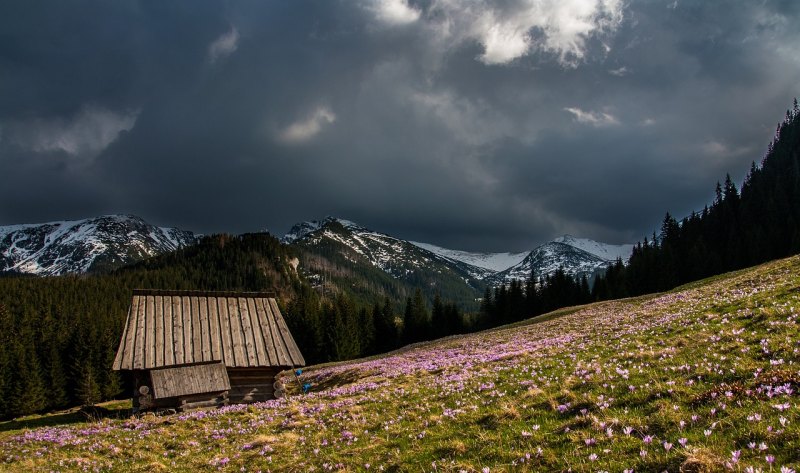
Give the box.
[1,0,799,251]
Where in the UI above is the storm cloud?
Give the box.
[1,0,799,251]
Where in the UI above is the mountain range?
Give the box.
[0,214,633,296]
[282,216,633,287]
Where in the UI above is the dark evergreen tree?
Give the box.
[10,344,48,415]
[443,303,463,335]
[372,297,398,351]
[430,292,447,338]
[403,289,430,344]
[357,307,376,355]
[478,286,494,329]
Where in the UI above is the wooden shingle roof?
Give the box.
[113,290,305,371]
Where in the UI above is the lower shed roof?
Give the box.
[150,362,230,399]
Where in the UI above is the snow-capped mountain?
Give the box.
[490,242,610,284]
[281,218,360,244]
[283,217,489,308]
[552,235,633,262]
[283,217,634,287]
[285,217,484,282]
[0,215,195,276]
[488,237,633,284]
[413,235,632,284]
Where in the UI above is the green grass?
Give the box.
[2,256,800,472]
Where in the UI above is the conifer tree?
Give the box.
[403,289,430,344]
[430,292,446,338]
[372,297,397,351]
[357,307,376,355]
[10,344,48,415]
[479,287,494,328]
[76,363,101,407]
[46,344,69,410]
[444,303,463,334]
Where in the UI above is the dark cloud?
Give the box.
[1,0,799,251]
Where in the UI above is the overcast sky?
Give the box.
[1,1,799,251]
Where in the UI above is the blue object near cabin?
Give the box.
[295,369,303,376]
[303,383,312,393]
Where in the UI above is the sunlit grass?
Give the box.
[2,256,799,472]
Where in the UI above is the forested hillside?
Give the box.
[0,234,298,419]
[0,233,470,419]
[593,99,800,299]
[288,218,486,310]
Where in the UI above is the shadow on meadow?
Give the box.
[0,400,131,433]
[304,368,369,393]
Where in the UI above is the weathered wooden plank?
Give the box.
[266,299,292,366]
[181,296,193,364]
[227,374,277,382]
[133,289,275,298]
[179,400,225,411]
[227,367,279,373]
[258,298,285,366]
[217,297,233,366]
[113,296,137,370]
[230,382,275,390]
[228,297,246,367]
[172,296,185,365]
[163,295,175,366]
[198,297,211,362]
[237,297,258,367]
[227,368,276,376]
[179,392,228,403]
[154,294,164,368]
[180,395,227,405]
[270,298,305,366]
[178,392,229,411]
[188,366,198,395]
[190,296,202,362]
[245,297,268,366]
[143,295,157,369]
[228,388,274,403]
[229,386,274,394]
[207,297,221,362]
[133,296,147,370]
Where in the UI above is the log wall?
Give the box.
[227,367,281,404]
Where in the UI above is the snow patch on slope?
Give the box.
[553,235,633,262]
[410,241,528,272]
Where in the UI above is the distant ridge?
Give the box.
[0,215,195,276]
[283,216,633,284]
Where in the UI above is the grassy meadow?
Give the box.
[2,255,800,472]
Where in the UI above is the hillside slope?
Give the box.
[2,256,799,472]
[287,218,487,308]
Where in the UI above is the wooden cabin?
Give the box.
[112,290,305,412]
